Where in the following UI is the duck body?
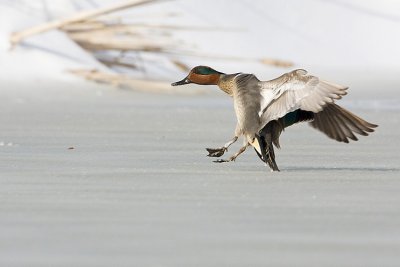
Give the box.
[220,73,262,143]
[171,66,377,171]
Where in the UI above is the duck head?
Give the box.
[171,66,225,86]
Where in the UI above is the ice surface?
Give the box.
[0,79,399,267]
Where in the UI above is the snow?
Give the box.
[0,2,105,82]
[1,0,400,82]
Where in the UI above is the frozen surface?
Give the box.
[0,80,399,267]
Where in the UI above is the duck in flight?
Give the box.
[171,66,377,171]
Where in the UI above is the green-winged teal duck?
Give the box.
[171,66,377,171]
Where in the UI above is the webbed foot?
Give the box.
[206,147,227,157]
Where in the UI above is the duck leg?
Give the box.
[213,143,249,163]
[206,136,238,157]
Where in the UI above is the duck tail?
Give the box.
[256,135,280,172]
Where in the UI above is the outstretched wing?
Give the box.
[309,103,378,143]
[259,69,348,129]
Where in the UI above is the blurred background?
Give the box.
[1,0,400,97]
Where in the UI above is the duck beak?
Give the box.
[171,77,191,86]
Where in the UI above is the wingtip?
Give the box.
[369,123,379,128]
